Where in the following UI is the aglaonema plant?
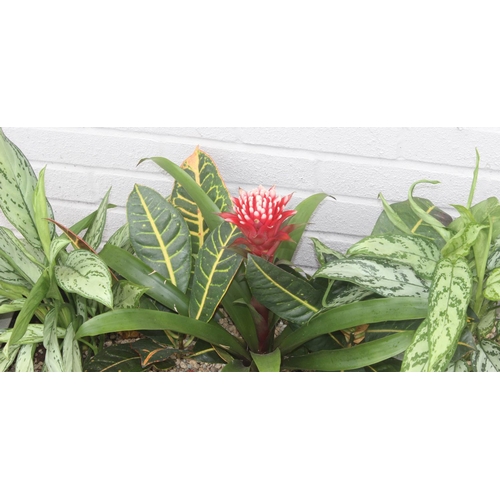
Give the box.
[83,146,430,372]
[0,128,143,371]
[311,149,500,372]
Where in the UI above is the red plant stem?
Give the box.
[251,298,271,354]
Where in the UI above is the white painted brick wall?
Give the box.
[3,127,500,271]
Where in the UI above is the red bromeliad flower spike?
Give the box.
[219,185,297,261]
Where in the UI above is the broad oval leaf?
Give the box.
[347,234,440,280]
[128,185,191,293]
[246,255,322,325]
[314,257,429,298]
[55,250,113,309]
[189,222,243,322]
[170,147,232,257]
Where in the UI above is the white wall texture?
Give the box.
[3,127,500,271]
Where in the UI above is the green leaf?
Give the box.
[323,282,373,309]
[407,180,450,242]
[472,340,500,372]
[0,323,65,345]
[55,250,113,309]
[128,185,192,293]
[314,257,429,298]
[0,254,31,289]
[246,255,322,325]
[221,359,251,372]
[423,258,473,371]
[189,222,243,322]
[251,348,281,372]
[372,197,452,249]
[99,243,189,315]
[140,156,222,231]
[76,309,251,361]
[170,147,232,256]
[85,343,147,372]
[0,227,44,285]
[130,338,180,368]
[275,193,331,262]
[15,344,36,372]
[43,307,64,372]
[401,319,431,371]
[0,345,20,372]
[483,268,500,301]
[0,129,53,248]
[277,296,428,354]
[347,234,440,280]
[310,237,345,266]
[107,223,131,251]
[113,280,149,309]
[62,322,82,372]
[441,223,486,262]
[83,187,112,250]
[33,166,53,260]
[282,330,415,371]
[5,270,50,353]
[447,359,470,372]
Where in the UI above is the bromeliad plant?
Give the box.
[81,147,431,372]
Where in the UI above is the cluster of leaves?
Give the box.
[2,128,499,372]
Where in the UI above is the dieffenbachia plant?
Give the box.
[312,150,500,372]
[0,128,136,371]
[85,147,429,372]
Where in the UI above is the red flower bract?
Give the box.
[219,185,297,260]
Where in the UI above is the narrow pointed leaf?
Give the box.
[55,250,113,309]
[190,222,243,322]
[15,344,36,372]
[441,223,485,262]
[33,166,53,259]
[246,255,322,325]
[401,319,431,371]
[76,309,251,361]
[311,237,345,266]
[83,187,112,250]
[314,257,429,298]
[277,297,428,354]
[170,147,232,256]
[43,308,63,372]
[282,330,415,371]
[275,193,331,262]
[221,359,251,372]
[85,343,145,372]
[128,185,191,293]
[0,324,65,345]
[347,234,440,280]
[0,345,20,372]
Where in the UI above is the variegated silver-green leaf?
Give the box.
[107,223,131,250]
[62,322,82,372]
[0,345,20,372]
[55,250,113,309]
[314,257,429,298]
[472,340,500,372]
[401,319,430,371]
[0,298,25,314]
[441,222,486,262]
[477,306,497,338]
[128,185,191,293]
[323,282,373,309]
[189,222,243,322]
[84,188,111,250]
[486,237,500,272]
[446,359,470,372]
[311,237,345,266]
[0,323,65,345]
[0,129,54,248]
[347,234,440,280]
[43,308,63,372]
[15,343,36,372]
[426,258,473,371]
[0,255,31,288]
[0,227,44,285]
[484,268,500,301]
[113,280,149,309]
